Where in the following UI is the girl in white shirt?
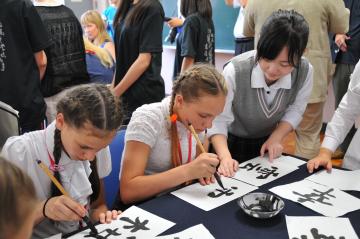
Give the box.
[0,158,38,239]
[1,84,123,238]
[208,10,313,177]
[117,64,238,208]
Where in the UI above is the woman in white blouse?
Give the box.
[308,60,360,172]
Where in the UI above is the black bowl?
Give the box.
[237,192,285,219]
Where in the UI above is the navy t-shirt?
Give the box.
[0,0,50,129]
[335,0,360,65]
[173,13,215,78]
[114,0,165,121]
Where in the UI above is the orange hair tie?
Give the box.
[170,113,178,123]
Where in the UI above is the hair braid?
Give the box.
[51,128,63,198]
[169,73,190,168]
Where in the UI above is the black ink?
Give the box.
[120,217,150,232]
[240,163,261,171]
[84,228,121,239]
[293,188,335,206]
[292,227,345,239]
[256,166,279,179]
[208,186,238,198]
[240,163,279,179]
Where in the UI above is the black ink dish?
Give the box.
[237,192,284,219]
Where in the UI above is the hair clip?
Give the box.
[169,113,178,123]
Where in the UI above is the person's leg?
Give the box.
[333,63,356,152]
[234,37,254,56]
[228,133,268,163]
[295,102,325,159]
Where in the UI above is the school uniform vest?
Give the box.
[229,54,310,138]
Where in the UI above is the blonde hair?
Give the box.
[169,64,227,167]
[0,158,37,238]
[84,38,114,68]
[81,10,112,46]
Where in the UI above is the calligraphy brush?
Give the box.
[36,160,98,235]
[187,124,226,190]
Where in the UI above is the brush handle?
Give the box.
[188,124,206,153]
[37,160,69,197]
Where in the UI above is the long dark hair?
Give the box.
[51,84,123,203]
[114,0,158,28]
[180,0,212,20]
[256,9,309,67]
[169,64,227,167]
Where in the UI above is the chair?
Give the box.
[0,101,20,149]
[104,126,126,208]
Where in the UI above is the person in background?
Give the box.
[209,10,313,177]
[1,84,123,238]
[34,0,89,123]
[81,10,115,84]
[173,0,215,78]
[307,60,360,172]
[114,64,237,210]
[112,0,165,124]
[329,0,360,158]
[0,0,50,132]
[0,158,38,239]
[243,0,349,160]
[167,0,184,29]
[224,0,254,56]
[103,0,119,40]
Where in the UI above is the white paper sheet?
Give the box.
[171,177,257,211]
[275,155,306,167]
[67,206,175,238]
[233,156,299,186]
[306,168,360,191]
[156,224,215,239]
[286,216,359,239]
[270,180,360,217]
[44,234,62,239]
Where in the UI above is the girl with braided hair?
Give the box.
[1,84,123,238]
[115,64,238,209]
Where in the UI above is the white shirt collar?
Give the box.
[251,63,292,90]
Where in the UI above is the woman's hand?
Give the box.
[186,153,219,183]
[167,17,184,28]
[99,210,122,224]
[260,138,283,162]
[43,196,87,221]
[218,156,239,177]
[335,34,350,52]
[307,148,333,173]
[198,175,215,186]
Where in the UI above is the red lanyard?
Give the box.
[44,130,63,172]
[177,131,192,164]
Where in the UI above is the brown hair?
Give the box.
[0,158,37,238]
[169,64,227,167]
[52,84,123,203]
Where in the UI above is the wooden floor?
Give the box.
[282,131,343,167]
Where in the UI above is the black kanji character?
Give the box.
[120,217,150,233]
